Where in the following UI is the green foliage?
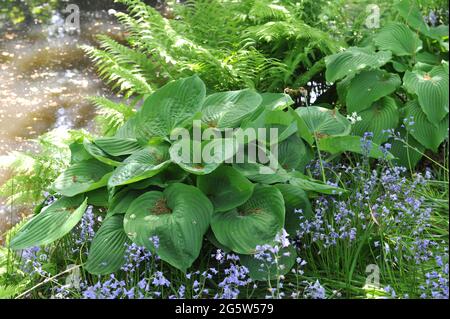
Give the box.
[9,196,87,250]
[81,0,344,135]
[0,129,90,206]
[0,0,60,25]
[9,76,366,274]
[325,1,449,167]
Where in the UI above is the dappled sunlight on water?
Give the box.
[0,10,125,237]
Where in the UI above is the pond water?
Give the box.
[0,5,127,238]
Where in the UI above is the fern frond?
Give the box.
[89,96,135,136]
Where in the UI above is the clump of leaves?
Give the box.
[9,76,390,278]
[82,0,345,136]
[325,0,449,168]
[0,129,91,207]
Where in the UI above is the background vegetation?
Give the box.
[0,0,448,299]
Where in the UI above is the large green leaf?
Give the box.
[85,215,130,275]
[128,164,188,189]
[318,136,393,159]
[197,165,255,213]
[108,144,171,187]
[325,47,392,83]
[403,65,449,123]
[10,196,88,250]
[289,172,346,195]
[107,188,144,217]
[233,162,289,184]
[289,107,314,145]
[83,139,122,167]
[201,89,262,128]
[169,138,236,175]
[346,70,401,113]
[69,141,92,163]
[243,109,298,144]
[277,134,307,170]
[124,183,213,272]
[352,97,400,144]
[274,184,312,236]
[405,100,449,152]
[94,137,142,156]
[211,185,285,254]
[240,245,296,281]
[296,106,351,138]
[232,145,290,185]
[86,188,109,207]
[259,93,294,110]
[53,159,113,197]
[395,0,448,40]
[117,76,206,139]
[374,23,422,56]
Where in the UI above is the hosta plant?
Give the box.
[9,76,390,278]
[325,0,449,168]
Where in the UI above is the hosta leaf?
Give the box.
[259,93,294,110]
[416,52,442,65]
[108,144,171,187]
[197,165,255,213]
[117,76,206,139]
[289,108,314,145]
[211,184,285,255]
[395,0,446,40]
[392,60,409,73]
[53,159,113,197]
[405,100,449,152]
[69,141,91,163]
[274,184,313,236]
[278,134,307,170]
[85,215,130,275]
[346,70,401,113]
[94,137,142,156]
[336,74,353,105]
[289,172,346,195]
[124,183,213,272]
[318,136,393,159]
[86,188,109,207]
[83,139,122,166]
[128,164,188,189]
[201,89,262,128]
[107,188,144,217]
[169,138,236,175]
[403,65,449,123]
[10,196,87,250]
[240,245,296,281]
[325,47,391,83]
[374,23,422,56]
[296,106,351,138]
[232,146,290,184]
[352,97,400,144]
[296,143,315,173]
[413,62,435,73]
[243,109,297,144]
[233,162,289,184]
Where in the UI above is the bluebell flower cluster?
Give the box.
[420,251,449,299]
[214,251,251,299]
[303,280,326,299]
[20,246,49,277]
[121,242,152,272]
[72,205,95,253]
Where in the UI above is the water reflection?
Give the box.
[0,7,125,237]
